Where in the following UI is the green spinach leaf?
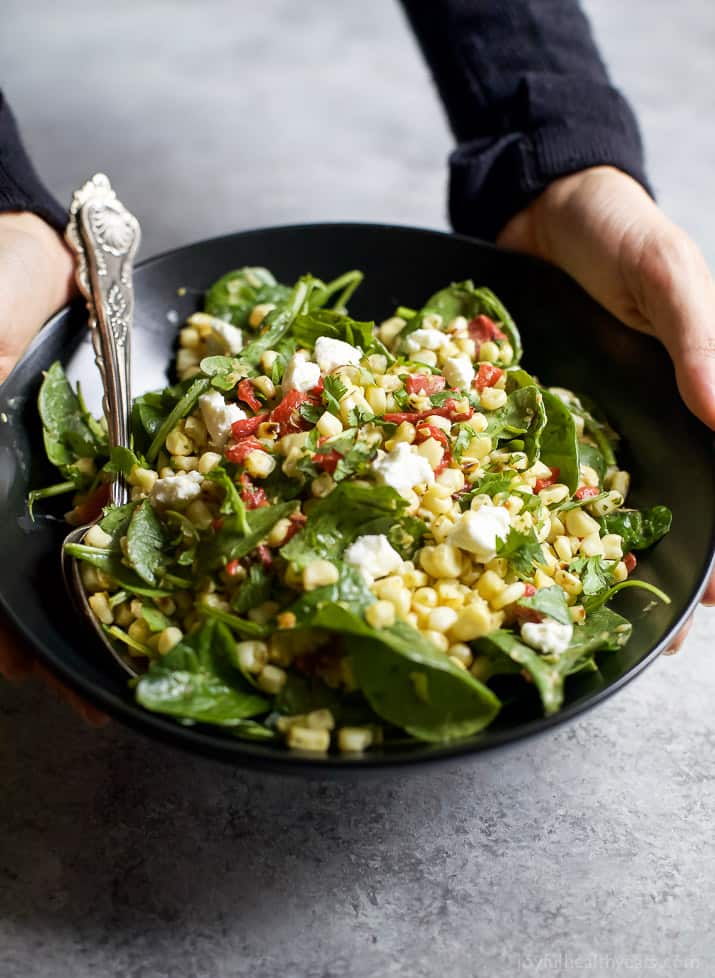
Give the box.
[539,390,580,493]
[126,500,168,586]
[597,506,673,551]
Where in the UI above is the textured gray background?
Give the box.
[2,2,714,977]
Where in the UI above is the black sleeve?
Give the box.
[399,0,652,240]
[0,90,67,230]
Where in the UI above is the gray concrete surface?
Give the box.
[2,2,714,976]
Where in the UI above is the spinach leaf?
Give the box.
[63,543,171,598]
[582,578,671,614]
[205,467,249,533]
[239,276,316,367]
[539,390,580,493]
[552,389,619,467]
[387,516,428,560]
[289,564,375,623]
[195,501,296,575]
[231,563,274,615]
[505,367,537,391]
[516,586,571,625]
[280,483,407,569]
[496,526,543,579]
[406,281,522,362]
[99,500,138,540]
[141,604,172,632]
[135,620,269,725]
[486,386,546,463]
[38,361,107,473]
[597,506,673,551]
[204,266,290,326]
[578,442,607,485]
[146,377,211,463]
[126,500,168,586]
[291,309,375,352]
[275,672,379,728]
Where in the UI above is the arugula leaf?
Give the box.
[539,390,580,493]
[597,506,673,551]
[496,526,543,579]
[126,500,168,586]
[195,501,296,575]
[280,483,407,568]
[135,620,269,725]
[486,386,546,463]
[516,586,571,625]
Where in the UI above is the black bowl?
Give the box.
[1,223,713,772]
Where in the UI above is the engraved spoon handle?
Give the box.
[66,174,141,507]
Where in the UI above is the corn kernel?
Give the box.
[245,450,276,479]
[302,559,339,591]
[419,544,463,579]
[413,586,438,608]
[337,727,373,753]
[85,524,113,549]
[491,581,526,610]
[129,466,158,493]
[427,606,459,633]
[128,619,151,644]
[477,570,505,601]
[402,568,429,589]
[553,535,573,562]
[436,467,465,493]
[316,411,343,438]
[465,434,492,459]
[258,664,287,695]
[579,465,601,488]
[447,642,473,668]
[565,509,600,538]
[365,385,387,416]
[554,568,583,596]
[423,629,450,652]
[157,626,183,655]
[601,533,623,560]
[165,429,193,456]
[180,326,200,349]
[198,451,222,475]
[186,499,214,530]
[88,591,113,625]
[366,600,396,629]
[249,302,276,328]
[176,348,200,374]
[478,340,499,362]
[569,605,587,624]
[539,483,570,507]
[580,533,604,557]
[449,601,492,642]
[287,725,330,752]
[479,387,507,411]
[607,469,630,500]
[260,350,279,373]
[236,640,269,673]
[612,561,628,583]
[394,421,417,445]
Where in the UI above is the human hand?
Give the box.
[497,166,715,649]
[0,212,106,720]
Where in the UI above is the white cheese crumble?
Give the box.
[314,336,362,373]
[282,353,321,393]
[343,534,403,582]
[448,505,511,562]
[199,389,246,448]
[520,619,574,656]
[442,355,475,390]
[404,327,448,354]
[151,470,204,507]
[371,441,435,493]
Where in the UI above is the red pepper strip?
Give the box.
[624,552,637,574]
[239,472,268,509]
[231,413,269,439]
[415,423,451,475]
[574,486,600,501]
[225,436,264,464]
[473,363,504,392]
[256,544,273,567]
[384,398,473,426]
[68,482,111,526]
[405,374,446,396]
[237,378,262,413]
[283,510,307,543]
[270,390,318,435]
[310,377,324,395]
[523,583,536,597]
[225,559,242,577]
[468,314,506,346]
[534,467,561,493]
[313,449,342,475]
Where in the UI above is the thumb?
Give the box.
[630,227,715,431]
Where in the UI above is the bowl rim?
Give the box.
[3,220,714,773]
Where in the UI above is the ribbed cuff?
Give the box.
[0,93,67,230]
[449,76,653,241]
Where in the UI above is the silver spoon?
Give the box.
[61,173,141,677]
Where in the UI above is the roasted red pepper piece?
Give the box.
[624,552,637,574]
[405,374,446,396]
[313,449,342,475]
[237,379,262,413]
[468,314,506,347]
[473,363,504,392]
[225,436,264,464]
[231,413,269,439]
[534,467,561,492]
[239,472,268,509]
[574,486,600,501]
[270,390,316,435]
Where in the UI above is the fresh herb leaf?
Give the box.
[516,586,571,625]
[322,375,348,416]
[126,500,168,586]
[496,526,543,579]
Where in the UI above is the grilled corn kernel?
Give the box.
[554,568,583,596]
[180,325,200,349]
[172,455,199,472]
[478,340,499,362]
[448,642,473,668]
[588,490,624,517]
[184,415,208,446]
[316,411,343,438]
[553,535,573,562]
[607,469,630,500]
[85,524,113,549]
[176,348,200,374]
[128,619,151,644]
[245,450,276,479]
[198,451,223,474]
[534,569,554,590]
[165,429,193,456]
[302,559,339,591]
[465,434,492,460]
[88,591,113,625]
[431,515,456,543]
[569,604,587,624]
[366,600,396,629]
[479,387,507,411]
[449,601,492,642]
[253,375,275,399]
[601,533,623,560]
[419,544,463,579]
[435,468,465,494]
[612,560,628,583]
[427,606,459,633]
[477,570,505,601]
[565,509,600,538]
[260,350,279,373]
[129,465,158,493]
[267,518,292,548]
[491,581,526,610]
[394,421,416,445]
[258,664,287,695]
[484,556,508,578]
[538,483,570,506]
[414,350,438,367]
[579,465,600,488]
[580,533,605,557]
[235,640,269,673]
[365,385,387,416]
[414,438,443,469]
[375,373,402,392]
[423,630,450,652]
[338,727,374,753]
[114,603,133,628]
[249,302,276,328]
[287,725,330,752]
[157,627,183,655]
[420,486,452,516]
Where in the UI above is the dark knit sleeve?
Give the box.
[0,90,67,230]
[399,0,652,240]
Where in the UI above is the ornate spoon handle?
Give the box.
[66,174,141,507]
